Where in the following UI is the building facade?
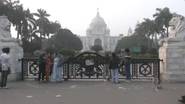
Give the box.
[80,11,122,52]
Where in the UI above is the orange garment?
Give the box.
[45,55,52,81]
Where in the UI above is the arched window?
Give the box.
[94,38,102,46]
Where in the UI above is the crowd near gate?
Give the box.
[20,52,161,83]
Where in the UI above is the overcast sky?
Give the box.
[18,0,185,36]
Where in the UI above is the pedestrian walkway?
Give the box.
[0,80,185,104]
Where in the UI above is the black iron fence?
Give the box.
[20,52,161,83]
[19,58,39,80]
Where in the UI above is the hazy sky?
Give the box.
[18,0,185,36]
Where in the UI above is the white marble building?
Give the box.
[80,11,122,52]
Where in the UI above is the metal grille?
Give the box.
[20,52,161,83]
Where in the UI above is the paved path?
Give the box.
[0,80,185,104]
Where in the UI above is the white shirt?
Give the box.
[0,53,10,71]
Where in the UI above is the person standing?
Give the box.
[38,53,46,81]
[124,48,131,80]
[45,52,53,81]
[109,52,120,84]
[56,54,64,82]
[0,47,10,88]
[104,53,110,81]
[51,53,63,82]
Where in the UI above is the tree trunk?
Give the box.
[16,31,19,39]
[166,27,169,37]
[16,25,19,39]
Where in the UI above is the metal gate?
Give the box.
[20,52,161,83]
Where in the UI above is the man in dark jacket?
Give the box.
[124,48,131,80]
[38,53,46,81]
[109,52,120,83]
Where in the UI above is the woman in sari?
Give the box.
[51,53,63,82]
[45,52,53,81]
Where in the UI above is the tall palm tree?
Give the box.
[33,9,50,39]
[45,21,61,38]
[33,9,51,49]
[134,18,157,49]
[13,5,26,39]
[23,9,37,41]
[4,0,20,7]
[153,7,172,37]
[0,0,25,39]
[0,0,8,16]
[143,19,158,48]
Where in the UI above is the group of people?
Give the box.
[37,48,131,84]
[0,47,131,88]
[0,47,10,88]
[109,48,131,84]
[38,52,64,82]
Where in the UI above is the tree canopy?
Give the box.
[46,28,83,53]
[0,0,72,55]
[0,1,176,56]
[153,7,173,37]
[116,34,155,54]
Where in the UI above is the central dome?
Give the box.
[90,12,107,28]
[86,10,110,36]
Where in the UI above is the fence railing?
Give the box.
[19,52,161,84]
[19,58,39,80]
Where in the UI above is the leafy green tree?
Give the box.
[0,0,23,39]
[135,18,158,49]
[59,49,75,57]
[23,9,36,41]
[0,1,60,54]
[22,36,41,53]
[117,7,172,56]
[44,21,61,38]
[153,7,172,37]
[0,0,37,53]
[14,6,30,40]
[32,8,51,50]
[47,28,82,52]
[33,9,50,39]
[0,0,9,15]
[116,34,154,54]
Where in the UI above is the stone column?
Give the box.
[159,39,185,81]
[0,16,23,81]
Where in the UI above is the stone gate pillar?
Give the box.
[159,14,185,81]
[0,16,23,81]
